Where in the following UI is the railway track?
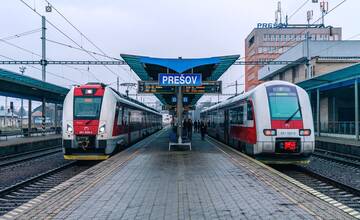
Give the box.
[0,161,91,216]
[313,149,360,168]
[0,146,62,167]
[277,165,360,212]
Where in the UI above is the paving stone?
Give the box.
[12,130,356,219]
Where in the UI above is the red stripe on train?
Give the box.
[74,120,99,135]
[230,126,257,144]
[271,120,303,129]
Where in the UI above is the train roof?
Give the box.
[201,80,300,113]
[109,87,162,116]
[73,83,161,116]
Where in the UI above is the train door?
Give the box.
[224,109,229,144]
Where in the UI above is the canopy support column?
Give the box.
[355,79,359,140]
[42,98,46,135]
[316,88,320,136]
[28,100,32,137]
[177,86,183,144]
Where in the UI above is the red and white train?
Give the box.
[62,83,162,160]
[201,80,314,164]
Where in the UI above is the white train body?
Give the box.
[201,80,314,164]
[62,83,162,160]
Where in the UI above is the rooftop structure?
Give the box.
[244,25,342,91]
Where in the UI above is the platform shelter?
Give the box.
[121,54,239,145]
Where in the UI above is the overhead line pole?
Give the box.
[41,16,47,135]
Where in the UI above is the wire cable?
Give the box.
[0,54,79,84]
[19,0,116,82]
[43,0,137,82]
[0,29,41,41]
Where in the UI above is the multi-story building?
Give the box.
[244,24,342,91]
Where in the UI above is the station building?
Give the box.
[244,24,342,91]
[259,40,360,140]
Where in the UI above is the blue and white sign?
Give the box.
[159,73,202,86]
[257,22,288,29]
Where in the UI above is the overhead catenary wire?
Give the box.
[42,0,133,82]
[46,39,122,61]
[18,0,120,82]
[0,29,41,41]
[0,37,98,82]
[0,54,79,84]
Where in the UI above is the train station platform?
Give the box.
[0,134,61,157]
[4,130,357,219]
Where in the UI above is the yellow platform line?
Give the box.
[64,155,110,160]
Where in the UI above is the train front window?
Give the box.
[74,97,102,119]
[267,85,302,120]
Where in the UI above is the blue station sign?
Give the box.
[158,73,202,86]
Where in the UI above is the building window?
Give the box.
[279,72,285,80]
[248,36,255,47]
[311,65,315,76]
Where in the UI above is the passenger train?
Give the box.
[201,80,314,164]
[62,83,162,160]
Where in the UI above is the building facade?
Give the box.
[244,25,342,91]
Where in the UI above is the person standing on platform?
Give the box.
[200,120,207,140]
[182,119,188,139]
[194,120,198,133]
[187,118,193,140]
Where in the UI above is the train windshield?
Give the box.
[74,97,102,119]
[266,85,302,120]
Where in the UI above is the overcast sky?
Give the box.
[0,0,358,108]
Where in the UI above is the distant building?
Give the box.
[0,109,19,128]
[244,24,342,91]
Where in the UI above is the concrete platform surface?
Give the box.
[4,129,356,220]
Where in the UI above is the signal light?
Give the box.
[299,129,311,136]
[85,89,93,95]
[263,129,277,136]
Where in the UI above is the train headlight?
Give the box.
[263,129,276,136]
[299,129,311,136]
[66,124,73,133]
[99,124,106,134]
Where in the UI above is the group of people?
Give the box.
[182,118,207,140]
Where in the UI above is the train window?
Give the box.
[230,106,244,125]
[123,107,129,126]
[266,85,302,120]
[239,106,244,124]
[116,104,123,126]
[247,101,253,120]
[74,97,102,119]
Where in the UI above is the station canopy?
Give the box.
[297,63,360,91]
[0,68,69,103]
[120,54,240,107]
